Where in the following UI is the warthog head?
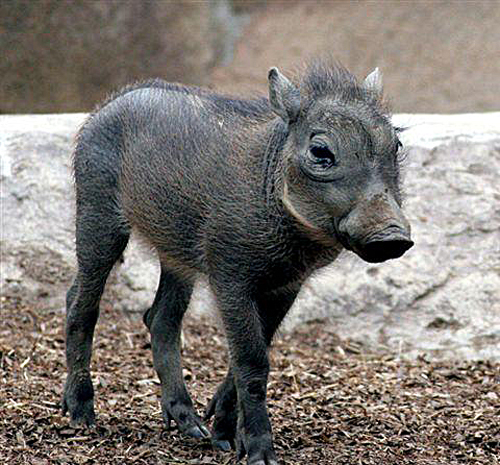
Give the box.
[269,64,413,263]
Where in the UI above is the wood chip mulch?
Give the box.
[1,295,499,464]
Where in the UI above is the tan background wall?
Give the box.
[211,0,500,113]
[1,0,499,114]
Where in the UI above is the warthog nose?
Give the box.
[363,237,414,263]
[360,227,414,263]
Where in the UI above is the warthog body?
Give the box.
[63,62,412,464]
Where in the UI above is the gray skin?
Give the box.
[62,62,413,465]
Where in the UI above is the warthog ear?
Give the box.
[268,67,301,123]
[364,67,383,94]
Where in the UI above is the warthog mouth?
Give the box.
[337,225,414,263]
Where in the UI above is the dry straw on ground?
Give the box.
[1,296,499,464]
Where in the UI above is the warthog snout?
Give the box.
[335,193,413,263]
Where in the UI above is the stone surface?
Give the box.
[0,114,158,313]
[1,112,499,360]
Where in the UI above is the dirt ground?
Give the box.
[1,295,499,464]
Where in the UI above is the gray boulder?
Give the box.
[1,114,159,312]
[1,112,499,360]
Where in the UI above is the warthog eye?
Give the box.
[394,138,407,163]
[310,144,335,168]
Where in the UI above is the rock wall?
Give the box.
[1,113,499,360]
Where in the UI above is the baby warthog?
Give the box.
[63,61,413,464]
